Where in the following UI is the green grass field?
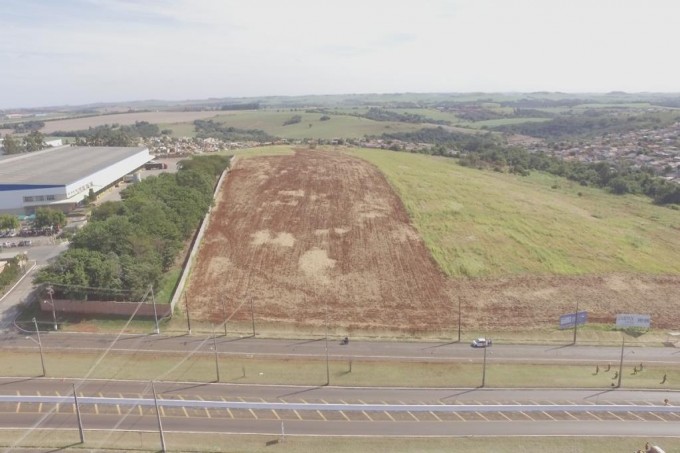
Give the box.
[5,350,677,389]
[2,431,676,453]
[208,110,424,139]
[347,148,680,277]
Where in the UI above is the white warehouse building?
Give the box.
[0,146,151,215]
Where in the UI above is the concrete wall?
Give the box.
[42,298,172,318]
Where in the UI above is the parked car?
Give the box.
[17,240,32,247]
[471,338,492,348]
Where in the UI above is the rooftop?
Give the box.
[0,146,148,186]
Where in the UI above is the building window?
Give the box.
[35,196,45,201]
[46,195,55,201]
[23,196,34,202]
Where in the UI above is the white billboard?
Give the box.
[616,314,651,328]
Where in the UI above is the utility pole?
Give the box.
[32,317,46,377]
[73,384,85,443]
[221,299,228,337]
[151,381,166,453]
[617,337,625,388]
[481,346,488,388]
[151,285,159,335]
[250,298,256,337]
[185,293,192,335]
[457,297,462,343]
[46,285,57,331]
[324,300,330,386]
[212,325,220,382]
[572,299,580,345]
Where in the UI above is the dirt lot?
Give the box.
[186,149,680,333]
[40,111,222,134]
[186,149,454,333]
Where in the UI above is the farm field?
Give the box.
[210,110,424,139]
[185,148,453,333]
[39,110,222,133]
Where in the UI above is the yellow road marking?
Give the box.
[607,411,624,421]
[317,410,326,421]
[38,403,42,413]
[205,408,211,418]
[406,411,418,421]
[451,411,465,421]
[563,411,579,420]
[293,410,302,420]
[384,411,395,421]
[646,411,666,421]
[476,411,489,421]
[138,405,143,416]
[339,411,350,421]
[117,405,121,415]
[498,412,512,421]
[160,406,166,417]
[16,403,20,413]
[586,411,601,421]
[363,411,373,421]
[272,409,281,420]
[181,406,189,417]
[94,404,99,415]
[430,411,442,421]
[249,409,257,419]
[226,408,233,419]
[628,411,645,421]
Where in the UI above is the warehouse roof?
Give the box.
[0,146,149,186]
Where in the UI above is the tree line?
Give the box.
[33,155,231,301]
[379,127,680,205]
[194,119,274,142]
[51,121,161,147]
[1,131,47,154]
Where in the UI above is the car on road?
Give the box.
[471,338,492,348]
[17,240,32,247]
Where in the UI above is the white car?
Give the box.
[471,338,492,348]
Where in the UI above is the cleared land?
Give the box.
[186,149,453,333]
[40,111,221,133]
[186,146,680,332]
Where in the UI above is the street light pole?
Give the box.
[46,286,57,331]
[32,317,46,377]
[250,298,256,337]
[572,299,580,345]
[151,381,167,453]
[73,384,85,443]
[324,300,330,386]
[212,325,220,382]
[457,297,462,343]
[221,299,228,337]
[151,285,159,335]
[481,346,488,388]
[617,337,625,388]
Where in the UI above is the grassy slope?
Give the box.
[347,148,680,277]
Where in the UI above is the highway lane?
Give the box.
[3,332,680,365]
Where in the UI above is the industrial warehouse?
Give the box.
[0,145,151,215]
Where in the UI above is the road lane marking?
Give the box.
[563,411,579,420]
[363,411,373,421]
[498,412,512,421]
[272,409,280,420]
[15,402,20,413]
[628,411,645,421]
[430,411,442,421]
[339,411,350,421]
[586,411,601,420]
[117,405,121,415]
[226,408,233,419]
[248,409,257,419]
[646,411,666,421]
[205,408,211,418]
[476,412,489,421]
[94,404,98,415]
[451,411,465,421]
[384,411,395,421]
[542,411,556,421]
[607,411,624,421]
[316,410,326,421]
[292,410,302,420]
[406,411,418,421]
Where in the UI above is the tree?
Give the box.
[34,207,66,230]
[1,134,23,154]
[23,131,46,152]
[0,214,20,231]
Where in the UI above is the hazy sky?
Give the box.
[2,0,679,109]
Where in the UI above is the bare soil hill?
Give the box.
[186,149,454,333]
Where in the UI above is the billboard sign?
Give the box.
[616,314,651,328]
[559,311,588,329]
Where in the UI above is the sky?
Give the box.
[1,0,680,109]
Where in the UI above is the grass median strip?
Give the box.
[3,351,677,389]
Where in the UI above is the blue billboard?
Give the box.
[559,311,588,329]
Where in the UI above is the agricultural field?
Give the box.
[39,110,221,133]
[185,148,453,334]
[209,110,424,139]
[185,146,680,333]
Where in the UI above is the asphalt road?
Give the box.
[3,331,679,365]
